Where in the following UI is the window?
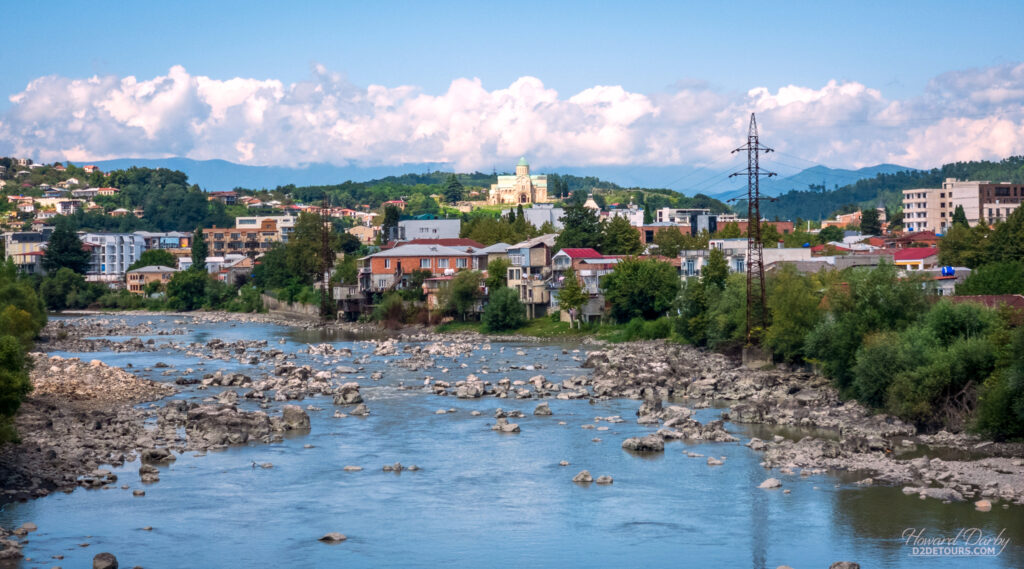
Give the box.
[686,260,695,276]
[420,258,431,269]
[384,259,391,269]
[456,258,467,268]
[437,258,449,268]
[378,279,387,289]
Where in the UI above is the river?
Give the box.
[0,315,1020,568]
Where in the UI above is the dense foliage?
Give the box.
[482,287,526,331]
[601,258,680,322]
[0,260,46,442]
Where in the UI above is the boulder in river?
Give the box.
[758,478,782,489]
[333,383,363,405]
[280,405,311,431]
[572,470,593,483]
[621,434,665,453]
[319,532,347,543]
[534,403,552,416]
[491,418,520,433]
[93,552,118,569]
[595,475,614,485]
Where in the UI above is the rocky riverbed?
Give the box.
[1,314,1021,566]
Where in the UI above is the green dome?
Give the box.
[517,157,529,167]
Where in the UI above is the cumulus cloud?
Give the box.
[2,63,1024,172]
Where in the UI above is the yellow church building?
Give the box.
[487,157,550,205]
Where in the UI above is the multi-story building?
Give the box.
[126,265,178,294]
[506,234,556,318]
[235,215,297,242]
[81,233,146,284]
[358,243,476,292]
[1,229,52,275]
[903,179,1024,232]
[392,219,461,242]
[132,231,192,252]
[203,223,280,258]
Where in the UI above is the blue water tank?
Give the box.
[802,242,810,248]
[940,266,955,277]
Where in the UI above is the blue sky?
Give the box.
[2,0,1023,176]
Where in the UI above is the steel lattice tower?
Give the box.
[730,113,775,344]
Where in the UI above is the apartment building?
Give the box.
[903,179,1024,232]
[81,233,146,283]
[506,234,556,318]
[235,215,297,242]
[1,229,52,274]
[203,223,280,258]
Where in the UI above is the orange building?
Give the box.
[203,220,280,258]
[358,243,475,292]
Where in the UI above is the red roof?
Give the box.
[559,248,604,259]
[892,247,937,261]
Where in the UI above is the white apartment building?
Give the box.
[81,233,146,284]
[235,214,297,242]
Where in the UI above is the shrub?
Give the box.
[372,293,406,329]
[482,287,526,332]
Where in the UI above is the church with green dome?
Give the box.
[487,157,550,205]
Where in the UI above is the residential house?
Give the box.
[348,225,380,245]
[381,199,407,210]
[891,247,939,271]
[132,231,191,254]
[548,248,617,322]
[126,265,179,294]
[97,187,119,196]
[506,234,556,318]
[207,191,238,206]
[358,243,476,292]
[71,188,99,199]
[82,165,101,174]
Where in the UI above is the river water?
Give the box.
[1,315,1020,568]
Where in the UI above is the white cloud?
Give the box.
[2,63,1024,172]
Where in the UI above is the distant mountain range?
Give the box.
[712,164,916,200]
[75,157,914,199]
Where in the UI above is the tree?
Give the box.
[42,220,90,275]
[702,248,728,290]
[653,229,690,258]
[443,270,483,320]
[764,264,822,362]
[190,226,208,272]
[956,261,1024,295]
[40,267,102,311]
[555,204,603,251]
[952,205,969,227]
[167,269,209,311]
[716,221,742,239]
[938,223,990,268]
[601,216,643,255]
[381,205,401,242]
[332,253,359,285]
[128,249,177,271]
[483,287,526,331]
[0,336,32,442]
[818,225,844,243]
[860,208,882,235]
[444,174,464,204]
[485,258,510,290]
[601,258,680,322]
[556,267,588,327]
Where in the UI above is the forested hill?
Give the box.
[748,156,1024,221]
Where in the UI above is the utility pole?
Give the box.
[319,194,335,321]
[729,113,775,344]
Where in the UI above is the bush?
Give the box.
[372,293,406,329]
[602,258,680,322]
[483,287,526,332]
